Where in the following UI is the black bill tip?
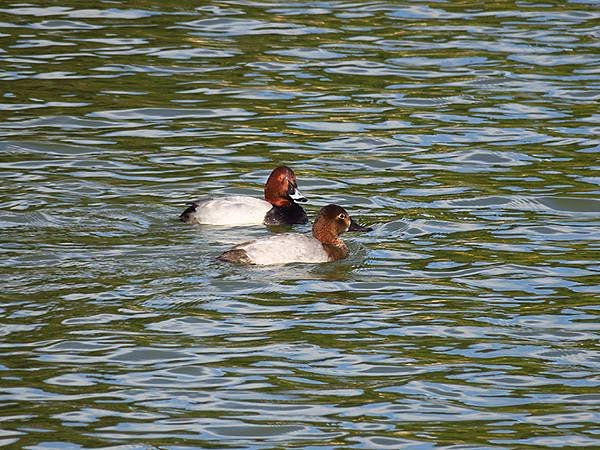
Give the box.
[348,218,372,232]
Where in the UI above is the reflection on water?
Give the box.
[1,0,599,448]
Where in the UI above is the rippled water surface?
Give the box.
[1,1,600,448]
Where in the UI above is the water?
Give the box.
[1,1,599,448]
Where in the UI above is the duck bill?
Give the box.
[348,217,372,232]
[288,184,308,203]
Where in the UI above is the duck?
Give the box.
[219,204,372,265]
[179,166,308,226]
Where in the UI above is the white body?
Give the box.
[187,196,273,225]
[234,233,330,265]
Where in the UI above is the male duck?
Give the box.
[219,204,371,265]
[179,166,308,226]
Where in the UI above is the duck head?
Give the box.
[312,204,371,245]
[264,165,307,207]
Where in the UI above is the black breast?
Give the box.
[264,203,308,225]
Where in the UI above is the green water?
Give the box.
[1,1,599,448]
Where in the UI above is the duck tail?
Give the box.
[218,249,252,264]
[179,202,198,222]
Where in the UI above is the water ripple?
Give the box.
[1,1,599,448]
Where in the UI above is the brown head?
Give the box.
[313,204,371,261]
[311,204,352,247]
[312,204,373,244]
[264,166,307,207]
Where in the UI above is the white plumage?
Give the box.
[233,234,330,265]
[185,196,273,225]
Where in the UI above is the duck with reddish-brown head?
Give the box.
[179,165,308,226]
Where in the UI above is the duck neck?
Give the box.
[312,223,341,246]
[322,242,349,261]
[313,226,347,260]
[264,184,291,207]
[265,196,291,208]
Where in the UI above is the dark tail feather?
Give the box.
[179,202,198,222]
[218,249,252,264]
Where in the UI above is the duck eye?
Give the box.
[338,213,346,220]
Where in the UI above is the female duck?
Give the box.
[179,166,308,226]
[219,204,371,265]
